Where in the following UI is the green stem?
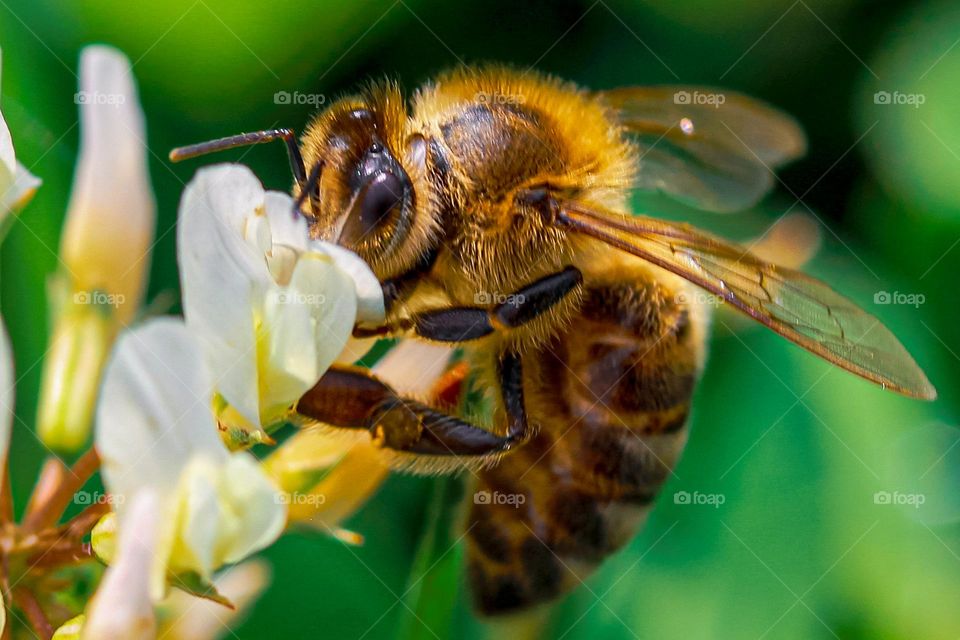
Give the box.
[395,476,465,640]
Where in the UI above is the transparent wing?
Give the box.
[558,201,936,399]
[599,87,806,213]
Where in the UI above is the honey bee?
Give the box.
[171,66,936,615]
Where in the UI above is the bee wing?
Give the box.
[558,201,936,399]
[598,87,806,213]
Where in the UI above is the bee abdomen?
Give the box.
[466,267,708,615]
[466,425,684,615]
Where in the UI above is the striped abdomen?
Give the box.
[466,262,710,615]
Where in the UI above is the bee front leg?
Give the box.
[392,266,583,342]
[353,266,582,341]
[296,351,528,459]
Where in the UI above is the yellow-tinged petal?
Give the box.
[261,428,354,495]
[53,615,84,640]
[287,439,388,533]
[90,511,117,563]
[60,45,155,324]
[84,490,161,640]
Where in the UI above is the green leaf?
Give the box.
[169,570,236,609]
[394,476,465,640]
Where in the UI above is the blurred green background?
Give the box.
[2,0,960,638]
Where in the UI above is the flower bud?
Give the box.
[37,301,111,451]
[37,45,154,452]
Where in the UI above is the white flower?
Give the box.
[0,81,40,218]
[177,164,384,430]
[95,318,286,599]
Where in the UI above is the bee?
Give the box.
[171,66,936,615]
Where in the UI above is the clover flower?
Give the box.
[94,318,287,599]
[176,164,384,438]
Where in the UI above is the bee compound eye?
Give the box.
[341,172,406,248]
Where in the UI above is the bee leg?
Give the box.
[296,351,529,457]
[408,266,583,342]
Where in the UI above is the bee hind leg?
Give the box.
[295,351,529,462]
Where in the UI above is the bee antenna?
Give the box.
[293,160,324,219]
[169,128,307,184]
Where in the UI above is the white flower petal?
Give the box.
[0,108,15,176]
[259,254,356,418]
[60,46,153,322]
[172,457,222,577]
[263,191,310,252]
[375,339,454,395]
[96,318,226,508]
[172,454,285,579]
[218,455,287,563]
[0,107,40,215]
[178,164,272,426]
[84,490,161,640]
[0,318,12,476]
[310,240,386,325]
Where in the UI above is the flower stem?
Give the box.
[21,448,100,535]
[0,475,12,526]
[24,459,69,520]
[13,588,54,640]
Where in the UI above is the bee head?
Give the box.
[298,83,431,277]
